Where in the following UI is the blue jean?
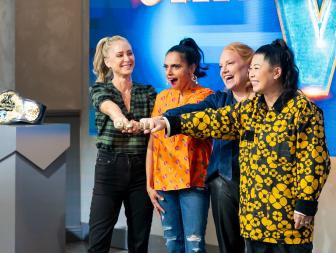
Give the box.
[158,188,210,253]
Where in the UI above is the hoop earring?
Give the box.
[192,74,198,84]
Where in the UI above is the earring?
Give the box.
[192,74,198,84]
[109,68,114,79]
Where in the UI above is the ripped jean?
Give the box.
[158,188,210,253]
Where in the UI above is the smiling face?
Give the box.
[104,39,135,78]
[248,53,283,95]
[164,51,196,91]
[219,49,250,92]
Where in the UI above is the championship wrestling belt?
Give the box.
[0,90,46,124]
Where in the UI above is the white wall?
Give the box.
[313,157,336,253]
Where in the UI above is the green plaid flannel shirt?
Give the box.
[90,81,156,154]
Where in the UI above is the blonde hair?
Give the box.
[224,42,254,65]
[93,35,129,82]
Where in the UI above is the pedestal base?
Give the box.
[0,124,69,253]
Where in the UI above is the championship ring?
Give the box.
[140,121,150,131]
[0,90,46,124]
[125,122,133,130]
[114,120,124,130]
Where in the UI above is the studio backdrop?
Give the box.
[89,0,336,155]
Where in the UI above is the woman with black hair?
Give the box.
[141,39,331,253]
[146,38,213,253]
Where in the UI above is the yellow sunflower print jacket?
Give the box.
[176,93,330,244]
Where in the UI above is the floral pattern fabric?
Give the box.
[178,93,330,244]
[151,85,213,191]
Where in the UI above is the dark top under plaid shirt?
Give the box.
[90,81,157,154]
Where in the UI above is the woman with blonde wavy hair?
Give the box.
[88,35,156,253]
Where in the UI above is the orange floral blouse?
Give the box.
[151,85,213,191]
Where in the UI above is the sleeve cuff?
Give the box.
[164,116,181,136]
[294,210,306,216]
[162,110,170,117]
[295,199,318,216]
[163,117,171,136]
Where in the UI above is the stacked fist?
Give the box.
[113,116,167,134]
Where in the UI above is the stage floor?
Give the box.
[66,242,127,253]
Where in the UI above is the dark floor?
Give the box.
[66,241,127,253]
[66,240,220,253]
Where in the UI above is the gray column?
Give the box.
[0,0,15,90]
[0,124,70,253]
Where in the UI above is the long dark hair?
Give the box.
[166,38,208,78]
[255,39,299,100]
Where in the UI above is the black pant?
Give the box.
[88,151,153,253]
[208,176,245,253]
[245,239,313,253]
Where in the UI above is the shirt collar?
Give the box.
[227,90,236,104]
[171,84,202,96]
[107,81,140,92]
[257,91,297,113]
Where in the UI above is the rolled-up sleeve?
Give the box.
[90,84,115,111]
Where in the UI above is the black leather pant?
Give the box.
[245,239,313,253]
[208,176,245,253]
[88,151,153,253]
